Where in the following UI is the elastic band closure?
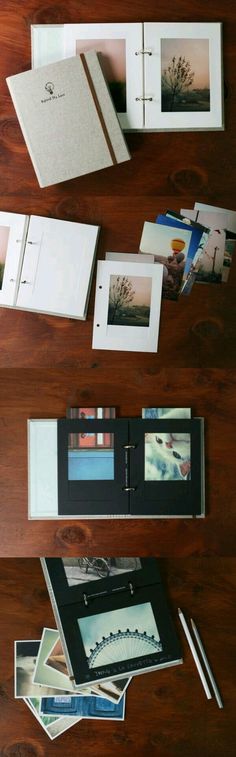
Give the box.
[80,53,117,166]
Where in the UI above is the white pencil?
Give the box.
[178,608,212,700]
[191,618,223,709]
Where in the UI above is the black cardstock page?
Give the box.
[57,418,129,516]
[129,418,204,516]
[57,417,204,517]
[44,559,181,686]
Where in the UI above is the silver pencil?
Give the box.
[178,608,212,700]
[191,618,223,709]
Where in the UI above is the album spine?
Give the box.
[13,215,30,306]
[83,50,130,165]
[40,558,75,685]
[200,418,206,517]
[6,78,45,187]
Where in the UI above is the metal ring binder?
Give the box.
[20,280,31,284]
[123,444,137,449]
[129,582,134,595]
[122,486,136,492]
[83,592,88,606]
[27,240,39,245]
[135,50,152,56]
[135,96,153,101]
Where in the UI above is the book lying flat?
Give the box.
[0,211,99,319]
[41,557,183,688]
[28,414,205,518]
[6,53,130,187]
[31,22,224,131]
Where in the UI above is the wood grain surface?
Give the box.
[0,557,235,757]
[0,0,236,556]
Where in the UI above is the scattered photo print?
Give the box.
[78,602,162,668]
[161,38,210,112]
[140,222,192,300]
[68,432,114,480]
[0,225,10,289]
[90,677,130,703]
[25,697,81,740]
[76,38,126,112]
[62,557,142,586]
[222,238,236,282]
[15,641,69,698]
[108,275,152,327]
[40,693,125,719]
[195,229,226,283]
[145,432,191,481]
[45,638,68,677]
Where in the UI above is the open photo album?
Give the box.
[0,212,99,319]
[31,22,224,131]
[28,407,205,518]
[41,557,183,688]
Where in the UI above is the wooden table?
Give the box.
[0,0,236,751]
[0,557,235,757]
[0,0,235,556]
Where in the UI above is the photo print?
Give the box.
[145,432,191,481]
[195,229,226,283]
[45,637,68,677]
[161,38,210,112]
[78,602,162,669]
[92,260,163,353]
[0,225,10,289]
[68,432,114,481]
[15,640,69,698]
[76,38,126,112]
[40,693,125,720]
[142,408,191,419]
[25,697,81,740]
[140,221,192,299]
[62,557,141,586]
[108,275,152,327]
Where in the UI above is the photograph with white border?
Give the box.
[92,260,163,353]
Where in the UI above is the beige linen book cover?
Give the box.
[6,52,130,187]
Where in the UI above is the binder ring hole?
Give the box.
[99,285,102,289]
[96,324,100,327]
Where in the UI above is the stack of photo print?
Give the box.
[139,202,236,300]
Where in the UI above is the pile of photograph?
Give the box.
[139,202,236,300]
[14,557,182,738]
[91,202,235,353]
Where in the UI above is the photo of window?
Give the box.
[68,432,114,480]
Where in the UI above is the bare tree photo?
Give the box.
[108,275,152,327]
[161,39,210,112]
[162,56,194,111]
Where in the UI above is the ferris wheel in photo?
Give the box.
[87,628,163,668]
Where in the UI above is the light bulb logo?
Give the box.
[45,82,54,95]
